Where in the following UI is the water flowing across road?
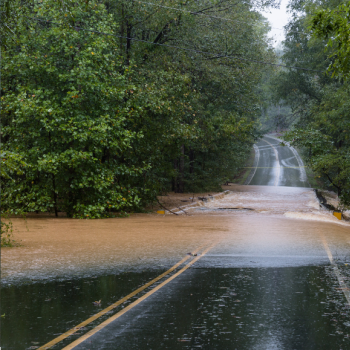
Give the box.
[3,137,350,350]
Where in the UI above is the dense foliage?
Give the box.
[258,46,293,133]
[268,0,350,206]
[1,0,274,218]
[311,2,350,80]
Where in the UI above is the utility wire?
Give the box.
[130,0,309,36]
[29,17,325,73]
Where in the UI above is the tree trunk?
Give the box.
[52,175,58,217]
[178,144,185,193]
[172,160,177,192]
[189,148,194,175]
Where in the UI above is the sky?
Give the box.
[261,0,291,47]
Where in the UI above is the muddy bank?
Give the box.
[315,189,350,221]
[150,190,226,212]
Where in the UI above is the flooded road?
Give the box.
[2,138,350,349]
[4,265,350,350]
[69,267,350,350]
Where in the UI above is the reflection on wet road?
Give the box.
[71,267,350,350]
[248,136,309,187]
[2,271,167,349]
[4,264,350,349]
[2,137,350,350]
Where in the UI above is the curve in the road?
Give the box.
[248,135,310,188]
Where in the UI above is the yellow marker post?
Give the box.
[333,211,342,220]
[156,210,165,214]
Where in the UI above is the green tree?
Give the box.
[273,0,350,205]
[1,1,149,218]
[311,1,350,79]
[1,0,275,217]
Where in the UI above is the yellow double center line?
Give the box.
[39,241,217,350]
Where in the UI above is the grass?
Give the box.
[1,219,19,247]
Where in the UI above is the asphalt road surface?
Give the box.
[3,137,350,350]
[248,135,309,187]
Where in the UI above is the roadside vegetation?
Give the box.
[261,0,350,207]
[230,148,257,185]
[0,0,276,219]
[0,219,18,247]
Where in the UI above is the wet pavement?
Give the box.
[2,271,167,349]
[4,263,350,349]
[248,136,309,188]
[70,267,350,350]
[2,137,350,350]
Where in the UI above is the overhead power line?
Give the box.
[25,17,324,73]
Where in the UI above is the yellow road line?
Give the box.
[62,241,218,350]
[321,235,350,305]
[38,243,207,350]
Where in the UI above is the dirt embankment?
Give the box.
[150,191,223,212]
[315,189,350,221]
[151,185,237,213]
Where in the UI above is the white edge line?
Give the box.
[322,237,350,305]
[265,135,309,187]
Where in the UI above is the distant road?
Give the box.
[248,135,310,187]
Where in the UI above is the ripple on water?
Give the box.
[284,211,350,226]
[3,185,348,285]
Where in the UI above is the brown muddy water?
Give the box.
[2,185,350,349]
[2,185,348,283]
